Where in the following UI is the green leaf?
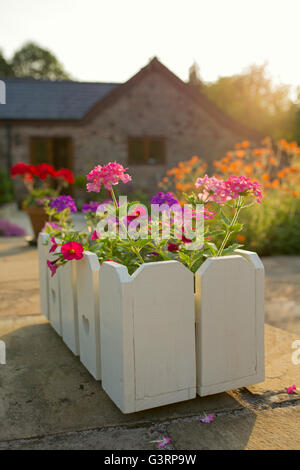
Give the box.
[221,243,242,255]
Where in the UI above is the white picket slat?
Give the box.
[37,232,50,319]
[76,252,101,380]
[60,261,80,356]
[99,260,196,413]
[195,250,265,396]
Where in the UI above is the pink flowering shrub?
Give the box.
[86,162,131,192]
[46,162,263,276]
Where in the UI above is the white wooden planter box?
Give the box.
[37,238,265,412]
[195,249,265,396]
[99,260,196,413]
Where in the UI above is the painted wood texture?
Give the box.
[48,250,62,336]
[195,250,265,396]
[60,261,80,356]
[99,260,196,413]
[37,232,50,319]
[76,252,101,380]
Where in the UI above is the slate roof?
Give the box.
[0,78,120,120]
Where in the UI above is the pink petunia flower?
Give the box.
[47,259,58,277]
[49,236,60,253]
[91,230,99,241]
[287,384,297,394]
[61,241,84,260]
[200,413,215,423]
[86,162,132,192]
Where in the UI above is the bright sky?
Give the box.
[0,0,299,90]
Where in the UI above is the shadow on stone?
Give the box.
[1,320,250,442]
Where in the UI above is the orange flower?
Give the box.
[236,150,245,158]
[272,179,280,188]
[236,234,246,243]
[241,141,250,148]
[235,143,241,149]
[253,148,264,157]
[269,157,277,165]
[226,151,233,157]
[244,164,253,176]
[189,156,199,164]
[262,173,269,181]
[293,191,299,198]
[277,170,285,179]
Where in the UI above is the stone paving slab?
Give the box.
[166,405,300,450]
[0,315,243,442]
[0,313,299,444]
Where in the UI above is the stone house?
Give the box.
[0,57,259,196]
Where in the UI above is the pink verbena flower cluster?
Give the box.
[225,175,263,203]
[195,175,231,204]
[86,162,131,192]
[195,175,263,204]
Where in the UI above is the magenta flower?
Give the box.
[168,242,179,252]
[200,413,215,423]
[151,436,171,448]
[91,230,98,240]
[61,241,84,260]
[287,384,297,394]
[47,259,58,277]
[225,175,263,203]
[49,236,60,253]
[86,162,132,192]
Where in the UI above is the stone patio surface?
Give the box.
[0,237,299,450]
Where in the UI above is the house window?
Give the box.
[30,137,72,170]
[128,137,165,165]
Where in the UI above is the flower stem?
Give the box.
[217,196,244,257]
[110,188,144,265]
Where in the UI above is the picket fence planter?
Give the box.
[37,233,265,413]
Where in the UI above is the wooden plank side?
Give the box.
[76,252,101,380]
[48,256,62,336]
[60,261,80,356]
[99,262,135,413]
[100,260,196,413]
[37,232,50,319]
[195,255,257,396]
[235,249,265,382]
[132,261,196,407]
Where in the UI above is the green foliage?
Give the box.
[0,50,14,77]
[23,188,57,208]
[189,62,298,141]
[0,170,14,205]
[241,195,300,256]
[0,42,71,80]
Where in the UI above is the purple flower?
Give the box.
[0,219,25,236]
[200,413,215,423]
[151,192,179,207]
[49,195,77,213]
[81,201,101,213]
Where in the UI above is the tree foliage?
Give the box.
[0,42,71,80]
[189,62,298,141]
